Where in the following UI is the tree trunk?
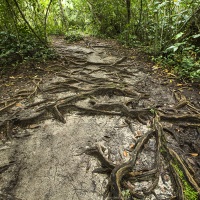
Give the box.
[59,0,68,31]
[44,0,53,41]
[135,0,143,36]
[12,0,46,45]
[126,0,131,24]
[4,0,19,40]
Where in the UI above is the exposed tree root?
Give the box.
[0,40,200,200]
[168,148,200,193]
[46,105,66,123]
[110,56,127,66]
[83,112,200,199]
[160,113,200,122]
[1,72,200,200]
[84,143,115,170]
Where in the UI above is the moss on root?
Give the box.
[172,163,198,200]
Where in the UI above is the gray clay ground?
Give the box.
[0,37,200,200]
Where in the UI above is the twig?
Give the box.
[0,101,16,113]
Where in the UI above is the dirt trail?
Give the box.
[0,36,200,200]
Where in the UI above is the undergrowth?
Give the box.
[64,30,83,42]
[116,29,200,83]
[0,31,56,73]
[153,34,200,82]
[153,51,200,82]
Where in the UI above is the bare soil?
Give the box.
[0,36,200,200]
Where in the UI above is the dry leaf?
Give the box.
[123,150,128,157]
[29,124,40,129]
[136,130,142,138]
[129,144,135,149]
[167,72,176,77]
[130,56,136,59]
[152,65,159,70]
[189,153,198,157]
[177,83,183,86]
[16,103,23,107]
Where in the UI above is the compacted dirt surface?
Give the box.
[0,36,200,200]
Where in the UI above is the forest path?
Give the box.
[0,36,200,200]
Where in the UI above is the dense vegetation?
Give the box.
[0,0,200,81]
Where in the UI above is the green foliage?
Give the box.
[150,108,156,115]
[154,37,200,82]
[117,27,139,47]
[0,31,56,71]
[177,57,200,80]
[172,163,198,200]
[81,0,127,37]
[154,55,200,82]
[64,30,83,42]
[121,189,131,200]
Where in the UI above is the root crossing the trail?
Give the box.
[0,36,199,200]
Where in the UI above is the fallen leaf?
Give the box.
[29,124,40,129]
[152,65,160,70]
[167,72,176,77]
[123,150,128,157]
[136,130,142,138]
[129,144,135,149]
[16,103,23,107]
[9,76,15,79]
[130,56,136,59]
[189,153,198,157]
[177,83,183,86]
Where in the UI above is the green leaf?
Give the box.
[165,45,178,53]
[192,34,200,39]
[175,32,184,40]
[157,2,168,9]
